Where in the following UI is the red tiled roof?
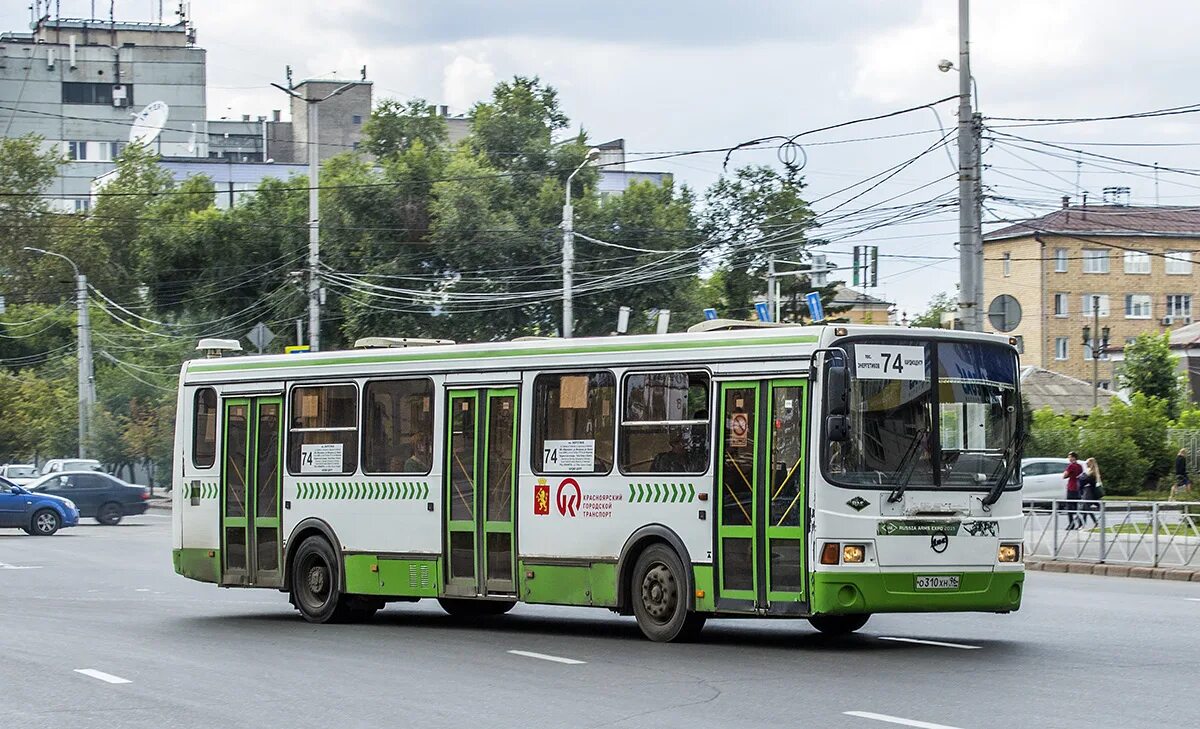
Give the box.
[984,205,1200,242]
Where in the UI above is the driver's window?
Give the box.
[44,476,70,491]
[0,480,14,494]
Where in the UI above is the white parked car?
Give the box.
[39,458,104,477]
[0,464,39,486]
[1021,457,1072,504]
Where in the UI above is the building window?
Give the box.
[71,198,90,213]
[362,379,434,474]
[1055,248,1068,272]
[1084,340,1111,361]
[351,114,363,125]
[1055,337,1068,360]
[1081,294,1110,318]
[1166,294,1192,322]
[287,384,358,475]
[1082,249,1109,273]
[618,372,710,474]
[62,81,132,106]
[1125,294,1152,319]
[1002,252,1012,277]
[192,388,218,468]
[66,141,87,161]
[1124,251,1151,274]
[1165,250,1193,275]
[1054,293,1069,317]
[532,372,616,475]
[1098,381,1111,390]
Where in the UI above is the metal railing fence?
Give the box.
[1023,499,1200,568]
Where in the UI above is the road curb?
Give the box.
[147,499,172,511]
[1025,558,1200,582]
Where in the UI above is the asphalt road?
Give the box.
[3,516,1199,729]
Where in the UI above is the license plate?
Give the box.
[915,575,960,590]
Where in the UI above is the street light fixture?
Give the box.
[561,147,602,338]
[1082,296,1111,408]
[23,247,94,458]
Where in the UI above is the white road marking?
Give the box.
[135,588,150,592]
[878,636,980,650]
[844,711,964,729]
[139,514,172,519]
[74,669,131,684]
[1186,598,1200,602]
[0,561,42,570]
[507,650,585,665]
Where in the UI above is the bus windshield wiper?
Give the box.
[887,428,927,504]
[981,429,1027,507]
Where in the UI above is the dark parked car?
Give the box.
[0,477,80,535]
[26,471,150,525]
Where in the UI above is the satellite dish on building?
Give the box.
[129,101,170,145]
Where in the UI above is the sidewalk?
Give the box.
[1025,557,1200,582]
[147,496,171,511]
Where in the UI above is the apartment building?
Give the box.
[982,203,1200,386]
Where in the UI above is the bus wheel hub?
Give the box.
[642,564,676,620]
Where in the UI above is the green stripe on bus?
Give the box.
[187,334,820,374]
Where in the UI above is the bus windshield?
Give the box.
[824,339,1019,490]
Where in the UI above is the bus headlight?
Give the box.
[842,544,866,564]
[998,543,1021,563]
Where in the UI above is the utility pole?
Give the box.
[562,148,600,338]
[272,78,359,351]
[25,247,93,457]
[767,254,778,323]
[956,0,983,331]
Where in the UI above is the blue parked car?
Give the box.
[0,476,80,535]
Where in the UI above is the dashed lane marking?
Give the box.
[844,711,965,729]
[507,650,585,665]
[878,636,980,650]
[0,561,42,570]
[75,669,131,684]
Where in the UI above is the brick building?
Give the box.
[982,204,1200,386]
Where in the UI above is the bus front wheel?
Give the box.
[289,537,379,623]
[631,544,705,642]
[808,613,870,635]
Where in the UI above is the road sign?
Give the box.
[805,292,825,322]
[703,307,718,321]
[246,322,276,354]
[285,345,311,355]
[754,302,771,322]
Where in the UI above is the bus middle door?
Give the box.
[715,379,808,613]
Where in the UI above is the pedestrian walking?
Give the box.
[1170,448,1191,501]
[1078,457,1102,527]
[1064,451,1083,530]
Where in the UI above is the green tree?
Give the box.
[362,99,448,159]
[910,291,956,328]
[0,134,63,304]
[1119,332,1185,419]
[1026,407,1079,459]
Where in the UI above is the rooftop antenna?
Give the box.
[1155,162,1160,205]
[1074,155,1082,201]
[286,65,294,89]
[360,65,367,81]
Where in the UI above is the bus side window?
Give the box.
[193,388,218,468]
[362,379,434,475]
[287,384,359,476]
[619,371,710,474]
[531,371,615,475]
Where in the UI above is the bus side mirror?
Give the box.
[827,415,849,442]
[827,365,849,416]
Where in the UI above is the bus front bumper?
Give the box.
[810,569,1024,615]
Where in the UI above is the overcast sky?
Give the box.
[9,1,1200,317]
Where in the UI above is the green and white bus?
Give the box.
[172,324,1025,642]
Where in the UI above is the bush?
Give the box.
[1077,428,1149,496]
[1027,408,1079,458]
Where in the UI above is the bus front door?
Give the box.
[444,388,518,598]
[220,396,283,588]
[716,380,808,613]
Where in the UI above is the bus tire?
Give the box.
[808,613,870,635]
[289,536,361,623]
[631,544,703,642]
[437,598,516,617]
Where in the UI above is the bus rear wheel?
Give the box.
[631,544,705,642]
[438,598,516,617]
[289,536,379,623]
[808,614,870,635]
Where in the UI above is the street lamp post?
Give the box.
[24,247,94,458]
[1082,294,1111,409]
[271,80,359,352]
[562,148,601,338]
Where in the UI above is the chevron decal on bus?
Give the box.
[628,483,696,504]
[294,482,430,500]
